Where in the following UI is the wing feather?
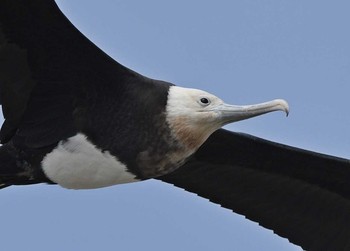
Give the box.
[158,129,350,250]
[0,0,135,146]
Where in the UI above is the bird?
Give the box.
[1,1,350,250]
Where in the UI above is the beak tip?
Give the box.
[274,99,289,117]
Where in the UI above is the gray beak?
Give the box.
[216,99,289,125]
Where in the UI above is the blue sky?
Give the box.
[1,1,350,250]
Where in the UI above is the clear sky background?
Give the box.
[1,1,350,250]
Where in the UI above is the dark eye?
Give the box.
[200,97,210,105]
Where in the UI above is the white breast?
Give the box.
[42,134,139,189]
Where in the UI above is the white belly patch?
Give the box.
[42,134,139,189]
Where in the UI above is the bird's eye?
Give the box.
[199,97,210,105]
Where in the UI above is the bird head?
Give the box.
[165,86,289,150]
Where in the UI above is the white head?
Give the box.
[166,86,289,150]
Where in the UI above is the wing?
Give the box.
[158,129,350,251]
[0,0,136,147]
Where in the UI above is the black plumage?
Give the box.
[1,1,350,250]
[0,0,176,179]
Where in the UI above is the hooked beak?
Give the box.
[215,99,289,125]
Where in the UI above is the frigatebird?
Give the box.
[1,1,350,250]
